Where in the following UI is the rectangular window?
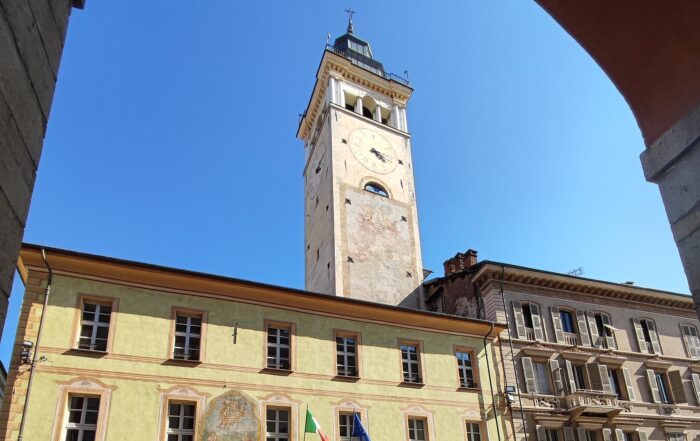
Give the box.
[656,372,672,404]
[608,369,623,400]
[456,350,476,388]
[166,402,196,441]
[582,430,598,441]
[545,429,560,441]
[465,422,481,441]
[408,417,427,441]
[522,304,534,329]
[401,343,422,383]
[336,334,358,377]
[560,310,575,334]
[173,313,202,361]
[534,362,552,395]
[682,325,700,358]
[339,412,359,441]
[267,326,291,370]
[573,365,586,390]
[78,302,112,352]
[64,395,100,441]
[265,407,290,441]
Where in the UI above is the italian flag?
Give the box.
[304,409,329,441]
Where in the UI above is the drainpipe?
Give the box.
[17,249,53,441]
[483,321,502,441]
[499,265,528,441]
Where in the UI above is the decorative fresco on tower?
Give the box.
[200,390,261,441]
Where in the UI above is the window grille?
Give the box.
[78,303,111,351]
[336,336,358,376]
[267,327,291,370]
[401,344,421,383]
[456,351,475,388]
[166,402,196,441]
[173,314,201,361]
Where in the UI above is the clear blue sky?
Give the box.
[1,2,689,364]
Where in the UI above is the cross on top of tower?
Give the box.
[344,8,355,34]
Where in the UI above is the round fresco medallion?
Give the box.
[201,390,261,441]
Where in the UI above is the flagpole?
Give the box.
[352,404,356,437]
[304,403,308,441]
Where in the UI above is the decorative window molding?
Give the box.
[169,307,207,362]
[401,405,435,441]
[334,329,362,378]
[264,319,296,371]
[258,393,301,441]
[680,323,700,359]
[632,317,662,355]
[155,385,208,441]
[512,300,546,342]
[50,377,116,441]
[71,295,119,353]
[331,399,369,441]
[462,408,484,441]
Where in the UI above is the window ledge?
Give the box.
[66,348,109,358]
[332,375,360,382]
[163,358,202,367]
[399,381,425,388]
[457,386,480,392]
[260,368,293,376]
[645,358,673,370]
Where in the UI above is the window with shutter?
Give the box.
[512,301,526,339]
[621,367,636,401]
[668,370,687,404]
[586,363,605,392]
[536,425,547,441]
[529,303,546,341]
[550,359,564,395]
[614,429,625,441]
[681,325,700,358]
[586,312,601,348]
[691,373,700,406]
[646,369,662,403]
[602,428,612,441]
[646,320,662,354]
[632,318,648,354]
[600,313,617,349]
[522,357,537,393]
[563,427,575,441]
[576,310,591,347]
[551,307,565,343]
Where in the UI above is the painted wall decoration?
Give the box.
[201,390,261,441]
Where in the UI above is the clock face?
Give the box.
[348,128,397,174]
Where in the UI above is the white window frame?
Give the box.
[265,407,290,441]
[456,350,475,388]
[173,314,202,361]
[267,326,291,370]
[78,303,111,351]
[338,412,359,441]
[408,417,427,441]
[64,394,100,441]
[336,335,358,377]
[401,343,422,383]
[465,422,481,441]
[166,401,196,441]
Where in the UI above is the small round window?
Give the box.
[364,183,388,197]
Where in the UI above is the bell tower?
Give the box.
[297,16,424,308]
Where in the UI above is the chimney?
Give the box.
[443,249,478,276]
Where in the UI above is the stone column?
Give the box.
[354,96,363,114]
[0,0,84,342]
[374,105,382,123]
[640,104,700,318]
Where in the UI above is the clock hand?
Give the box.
[370,147,389,163]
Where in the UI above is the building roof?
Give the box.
[18,243,506,338]
[424,260,693,311]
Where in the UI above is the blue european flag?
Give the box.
[352,413,372,441]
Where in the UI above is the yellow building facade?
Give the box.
[0,245,507,440]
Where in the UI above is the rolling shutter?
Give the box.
[668,370,687,403]
[551,307,564,343]
[646,369,661,403]
[564,359,577,394]
[637,431,648,441]
[602,428,612,441]
[563,427,575,441]
[576,310,591,346]
[530,303,545,341]
[522,357,537,393]
[691,373,700,406]
[512,301,526,339]
[550,359,564,395]
[576,428,587,441]
[632,318,648,353]
[601,313,617,349]
[647,320,662,354]
[622,367,636,401]
[536,425,546,441]
[587,312,600,347]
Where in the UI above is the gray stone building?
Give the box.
[0,0,84,340]
[426,250,700,441]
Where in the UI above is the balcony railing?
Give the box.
[565,390,619,413]
[563,332,579,346]
[325,45,410,86]
[525,327,536,341]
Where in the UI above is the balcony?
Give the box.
[563,332,579,346]
[565,390,619,415]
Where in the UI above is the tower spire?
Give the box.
[344,8,355,34]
